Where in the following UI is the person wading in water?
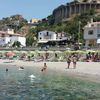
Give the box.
[72,56,77,69]
[67,56,71,69]
[41,63,47,72]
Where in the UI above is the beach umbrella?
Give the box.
[0,50,6,53]
[26,51,36,56]
[46,51,54,53]
[64,50,73,54]
[5,52,16,56]
[73,50,85,53]
[54,51,63,53]
[86,50,96,53]
[13,50,19,53]
[33,50,40,56]
[26,51,35,56]
[95,50,100,53]
[37,51,46,53]
[28,51,35,54]
[13,50,20,55]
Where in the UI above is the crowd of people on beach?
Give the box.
[0,51,100,63]
[3,51,100,73]
[86,52,99,62]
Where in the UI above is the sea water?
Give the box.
[0,65,100,100]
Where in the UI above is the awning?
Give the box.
[97,39,100,43]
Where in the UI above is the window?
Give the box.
[40,33,41,35]
[88,30,93,35]
[97,34,100,37]
[40,37,42,40]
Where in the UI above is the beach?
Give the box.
[1,59,100,83]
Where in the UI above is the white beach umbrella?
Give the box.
[86,50,96,53]
[54,51,63,53]
[46,51,54,53]
[64,50,73,54]
[37,51,46,53]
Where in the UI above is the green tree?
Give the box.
[26,28,37,46]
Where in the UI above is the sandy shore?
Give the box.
[0,59,100,83]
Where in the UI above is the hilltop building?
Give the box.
[52,0,100,23]
[30,18,40,24]
[28,18,40,28]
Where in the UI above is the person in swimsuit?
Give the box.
[67,56,71,69]
[41,63,47,72]
[72,56,77,69]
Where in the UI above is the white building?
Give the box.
[0,30,26,47]
[38,30,67,44]
[84,22,100,47]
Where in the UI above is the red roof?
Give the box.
[91,22,100,24]
[0,31,7,34]
[0,31,21,36]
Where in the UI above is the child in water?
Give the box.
[41,63,47,72]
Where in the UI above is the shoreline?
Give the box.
[0,59,100,83]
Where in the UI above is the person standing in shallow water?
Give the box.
[41,63,47,72]
[72,56,77,69]
[67,56,71,69]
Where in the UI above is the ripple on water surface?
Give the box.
[0,65,100,100]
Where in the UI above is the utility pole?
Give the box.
[78,21,81,43]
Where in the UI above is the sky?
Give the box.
[0,0,70,21]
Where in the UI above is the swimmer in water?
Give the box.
[19,66,24,70]
[41,63,47,72]
[20,66,24,69]
[6,68,8,72]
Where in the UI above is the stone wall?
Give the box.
[52,1,100,23]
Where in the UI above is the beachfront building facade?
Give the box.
[38,30,67,45]
[84,21,100,47]
[0,29,26,47]
[52,0,100,23]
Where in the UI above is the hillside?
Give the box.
[0,10,100,46]
[33,9,100,44]
[0,14,28,35]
